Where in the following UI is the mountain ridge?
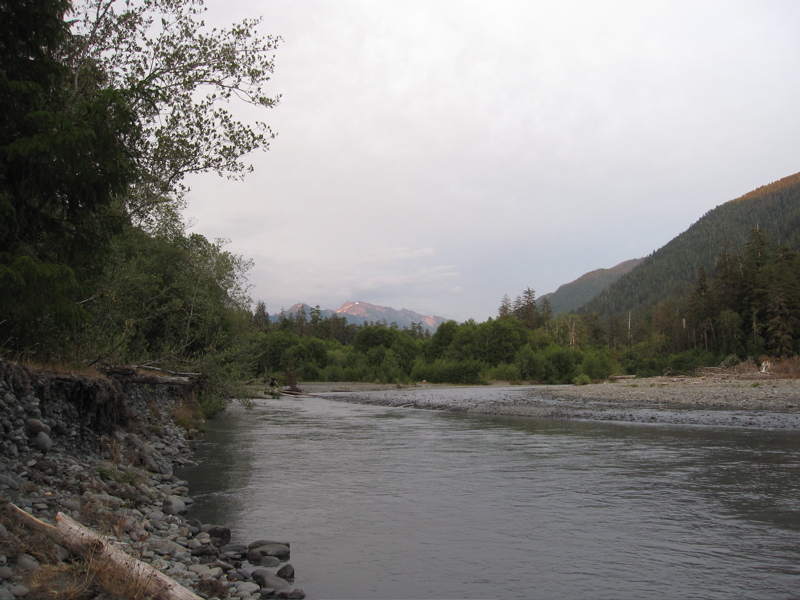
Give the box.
[580,171,800,318]
[540,258,643,315]
[276,301,449,332]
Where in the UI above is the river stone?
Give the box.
[14,554,38,571]
[278,590,306,599]
[10,585,29,597]
[276,563,295,581]
[0,566,13,579]
[250,570,290,591]
[162,495,187,515]
[0,474,19,490]
[201,567,223,579]
[152,539,183,555]
[0,589,11,600]
[220,543,248,557]
[247,544,289,563]
[25,419,50,435]
[33,432,52,453]
[205,524,231,544]
[189,544,215,557]
[210,559,234,572]
[248,539,290,550]
[236,582,261,595]
[187,564,210,575]
[253,555,280,567]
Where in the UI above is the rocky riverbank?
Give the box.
[0,360,305,599]
[304,375,800,430]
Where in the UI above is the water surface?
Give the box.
[180,394,800,599]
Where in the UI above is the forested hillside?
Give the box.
[582,172,800,318]
[540,259,642,315]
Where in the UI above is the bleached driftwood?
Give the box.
[99,365,195,386]
[6,503,201,600]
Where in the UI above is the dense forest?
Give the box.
[3,1,799,416]
[541,258,642,315]
[582,172,800,318]
[249,226,800,385]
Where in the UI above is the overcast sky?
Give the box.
[184,0,800,323]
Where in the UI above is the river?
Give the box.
[179,391,800,599]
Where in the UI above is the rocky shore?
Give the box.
[0,360,305,600]
[304,375,800,430]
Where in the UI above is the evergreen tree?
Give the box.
[498,294,512,318]
[0,0,140,351]
[253,301,270,332]
[741,228,773,354]
[764,247,800,355]
[710,243,744,314]
[687,267,715,351]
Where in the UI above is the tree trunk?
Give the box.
[6,503,202,600]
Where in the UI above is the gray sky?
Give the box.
[185,0,800,323]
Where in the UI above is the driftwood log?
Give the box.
[98,365,195,386]
[6,503,202,600]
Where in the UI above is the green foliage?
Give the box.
[486,363,522,383]
[411,359,487,385]
[66,0,281,232]
[573,373,592,386]
[0,0,140,353]
[579,349,616,380]
[666,350,716,375]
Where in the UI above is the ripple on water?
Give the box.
[180,395,800,600]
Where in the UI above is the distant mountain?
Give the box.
[276,301,449,332]
[581,171,800,318]
[540,258,643,315]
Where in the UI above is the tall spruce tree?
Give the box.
[1,0,140,351]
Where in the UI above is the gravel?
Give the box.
[303,376,800,430]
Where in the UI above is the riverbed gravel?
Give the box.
[302,376,800,430]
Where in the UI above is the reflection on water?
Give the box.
[180,396,800,600]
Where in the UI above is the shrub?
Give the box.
[487,363,521,382]
[573,373,591,386]
[580,349,615,381]
[411,359,487,384]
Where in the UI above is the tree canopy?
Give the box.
[0,0,277,388]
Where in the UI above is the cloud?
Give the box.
[185,0,800,322]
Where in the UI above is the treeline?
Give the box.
[246,290,618,386]
[247,228,800,386]
[625,227,800,375]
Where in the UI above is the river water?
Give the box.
[179,392,800,599]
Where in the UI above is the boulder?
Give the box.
[277,563,295,581]
[236,582,261,595]
[33,431,52,453]
[162,495,187,516]
[247,543,290,562]
[204,524,231,545]
[251,569,291,591]
[25,418,50,435]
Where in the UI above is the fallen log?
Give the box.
[98,364,196,386]
[124,374,193,386]
[6,503,202,600]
